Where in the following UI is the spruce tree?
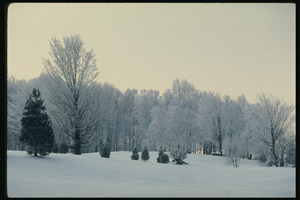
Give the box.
[19,88,55,156]
[131,147,139,160]
[141,146,150,162]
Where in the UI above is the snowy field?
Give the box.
[7,150,295,197]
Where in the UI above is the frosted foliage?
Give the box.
[43,35,99,154]
[7,39,295,166]
[7,76,31,150]
[246,93,295,166]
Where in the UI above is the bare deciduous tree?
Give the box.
[43,34,99,155]
[252,93,294,167]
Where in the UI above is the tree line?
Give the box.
[7,35,295,167]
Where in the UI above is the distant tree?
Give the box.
[122,89,138,151]
[134,89,160,151]
[223,96,245,168]
[131,147,139,160]
[157,147,169,164]
[198,92,228,155]
[141,146,150,162]
[7,76,30,150]
[19,88,55,156]
[251,93,295,167]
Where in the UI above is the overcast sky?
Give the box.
[7,3,295,105]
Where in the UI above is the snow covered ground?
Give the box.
[7,150,295,197]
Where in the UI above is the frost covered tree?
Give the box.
[146,80,200,152]
[43,34,99,155]
[170,145,187,164]
[94,83,123,152]
[19,88,55,156]
[145,89,172,151]
[199,92,227,155]
[223,96,246,167]
[171,79,200,152]
[7,76,29,150]
[250,93,295,167]
[121,89,138,151]
[134,89,159,151]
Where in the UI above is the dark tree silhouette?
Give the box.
[20,88,55,156]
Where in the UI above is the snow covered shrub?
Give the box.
[141,147,150,162]
[157,148,169,164]
[158,154,169,164]
[224,136,243,168]
[170,145,187,164]
[131,147,139,160]
[100,144,111,158]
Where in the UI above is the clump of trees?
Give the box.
[19,88,55,157]
[7,34,295,168]
[131,147,139,160]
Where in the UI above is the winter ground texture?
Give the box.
[7,150,295,197]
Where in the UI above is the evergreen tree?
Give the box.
[19,88,55,156]
[131,147,139,160]
[141,146,150,162]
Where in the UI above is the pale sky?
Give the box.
[7,3,295,105]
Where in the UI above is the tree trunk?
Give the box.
[271,143,278,167]
[74,129,81,155]
[280,152,285,167]
[34,145,38,156]
[219,141,223,156]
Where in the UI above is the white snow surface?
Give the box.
[7,150,295,197]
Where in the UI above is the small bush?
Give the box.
[100,144,111,158]
[131,147,139,160]
[157,148,169,164]
[157,154,169,164]
[170,146,187,165]
[141,147,150,162]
